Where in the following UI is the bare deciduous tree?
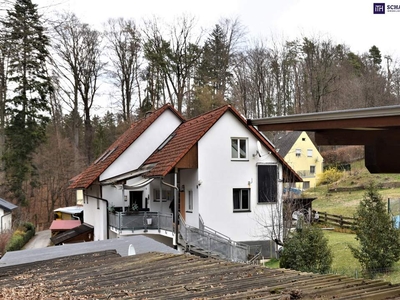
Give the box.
[104,18,142,123]
[143,15,202,114]
[52,13,105,164]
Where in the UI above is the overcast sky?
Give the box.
[35,0,400,59]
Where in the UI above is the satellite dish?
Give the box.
[128,244,136,256]
[256,141,263,157]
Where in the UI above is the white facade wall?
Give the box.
[83,109,182,240]
[197,112,282,242]
[100,110,182,181]
[180,169,199,227]
[83,186,107,240]
[0,208,13,232]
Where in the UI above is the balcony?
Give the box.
[296,170,316,178]
[109,211,173,236]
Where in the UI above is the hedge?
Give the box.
[5,222,36,252]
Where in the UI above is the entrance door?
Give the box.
[180,191,185,220]
[130,191,143,210]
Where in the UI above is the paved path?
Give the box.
[23,230,51,250]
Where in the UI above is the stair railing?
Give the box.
[179,214,249,263]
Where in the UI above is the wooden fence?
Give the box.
[317,212,356,230]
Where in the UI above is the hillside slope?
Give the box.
[305,160,400,216]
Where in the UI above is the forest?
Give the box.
[0,0,399,229]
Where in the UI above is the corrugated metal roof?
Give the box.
[0,198,17,211]
[0,251,400,299]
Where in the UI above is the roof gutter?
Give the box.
[249,104,400,126]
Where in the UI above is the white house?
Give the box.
[0,198,18,233]
[69,104,301,259]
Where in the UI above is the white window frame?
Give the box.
[231,138,248,160]
[295,148,301,157]
[307,149,313,157]
[233,188,250,212]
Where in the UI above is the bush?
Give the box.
[321,146,364,165]
[350,183,400,278]
[5,234,24,252]
[317,167,343,185]
[279,225,333,274]
[5,222,36,252]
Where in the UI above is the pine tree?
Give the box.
[350,183,400,277]
[1,0,52,205]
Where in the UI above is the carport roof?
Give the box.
[249,105,400,173]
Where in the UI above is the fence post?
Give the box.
[340,215,343,229]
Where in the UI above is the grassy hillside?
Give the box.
[305,160,400,217]
[265,160,400,283]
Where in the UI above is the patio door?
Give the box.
[130,191,143,210]
[180,191,185,220]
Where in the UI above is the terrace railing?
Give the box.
[109,211,173,233]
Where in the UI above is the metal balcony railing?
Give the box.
[109,211,173,233]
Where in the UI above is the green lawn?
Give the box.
[265,230,400,284]
[323,230,361,277]
[263,160,400,283]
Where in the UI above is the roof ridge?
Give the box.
[69,104,182,189]
[184,104,230,122]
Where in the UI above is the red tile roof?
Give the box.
[144,105,230,177]
[68,104,184,189]
[143,105,302,182]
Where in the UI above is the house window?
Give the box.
[153,189,172,201]
[295,149,301,157]
[233,189,250,211]
[310,165,316,174]
[307,149,313,157]
[303,181,310,189]
[188,190,193,212]
[231,138,248,160]
[258,164,278,203]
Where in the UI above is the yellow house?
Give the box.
[274,131,323,190]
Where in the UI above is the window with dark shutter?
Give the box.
[258,164,278,203]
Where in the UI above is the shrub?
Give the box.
[5,222,36,252]
[317,167,343,185]
[279,225,333,274]
[23,222,35,234]
[5,234,24,252]
[350,183,400,278]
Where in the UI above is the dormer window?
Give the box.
[231,138,248,160]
